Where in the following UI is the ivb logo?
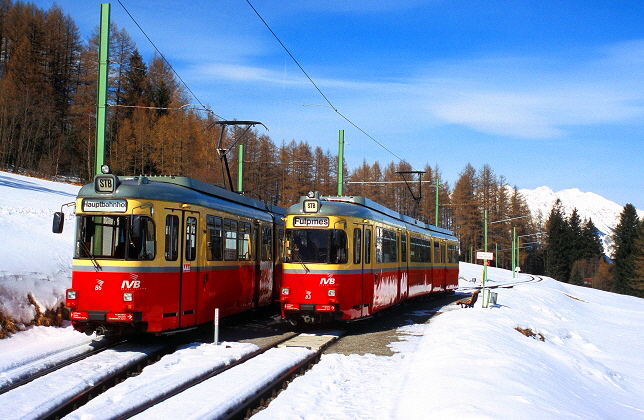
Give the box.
[319,276,336,285]
[121,280,141,289]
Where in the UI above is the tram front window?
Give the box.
[75,215,155,260]
[286,229,347,264]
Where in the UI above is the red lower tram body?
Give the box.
[281,266,458,324]
[67,263,278,335]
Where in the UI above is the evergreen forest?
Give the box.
[1,1,642,298]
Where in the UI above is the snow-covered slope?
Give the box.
[0,171,80,324]
[519,186,644,257]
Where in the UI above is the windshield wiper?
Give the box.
[79,240,102,271]
[293,249,310,273]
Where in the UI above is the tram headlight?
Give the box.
[328,289,336,297]
[281,288,290,295]
[66,290,77,300]
[123,292,133,302]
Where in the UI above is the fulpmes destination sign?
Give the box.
[82,199,127,213]
[293,216,329,228]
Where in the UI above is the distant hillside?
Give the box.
[519,186,644,258]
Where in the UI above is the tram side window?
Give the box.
[401,232,407,263]
[376,228,397,263]
[353,228,361,265]
[388,230,397,262]
[224,219,238,261]
[433,241,442,264]
[128,216,155,260]
[448,243,459,264]
[411,237,431,263]
[410,237,418,262]
[376,228,382,263]
[165,215,179,261]
[423,239,431,262]
[278,228,284,261]
[441,242,447,264]
[261,226,272,261]
[207,216,223,261]
[329,230,347,264]
[185,217,197,261]
[239,222,251,261]
[365,228,371,264]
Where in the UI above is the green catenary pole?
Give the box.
[237,143,244,194]
[511,226,516,278]
[337,130,344,196]
[435,176,439,226]
[94,4,110,176]
[482,209,488,307]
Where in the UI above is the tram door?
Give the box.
[166,209,199,328]
[354,224,373,318]
[400,231,409,300]
[256,223,274,307]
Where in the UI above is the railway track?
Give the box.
[60,330,344,419]
[2,295,461,419]
[0,340,175,420]
[458,273,543,292]
[0,337,125,395]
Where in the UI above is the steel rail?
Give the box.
[0,338,127,395]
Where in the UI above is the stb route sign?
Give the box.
[476,251,494,261]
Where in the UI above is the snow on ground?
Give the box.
[0,341,166,420]
[65,341,265,420]
[1,170,644,419]
[0,171,79,324]
[0,324,97,389]
[254,265,644,419]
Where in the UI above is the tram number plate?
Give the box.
[294,217,329,228]
[303,199,320,213]
[94,174,118,193]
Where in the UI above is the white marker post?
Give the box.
[476,251,494,307]
[214,308,219,345]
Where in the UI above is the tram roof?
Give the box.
[77,175,285,219]
[289,194,455,238]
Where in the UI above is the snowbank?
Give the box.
[0,171,79,326]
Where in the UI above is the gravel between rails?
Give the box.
[325,293,464,356]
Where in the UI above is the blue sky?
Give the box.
[32,0,644,209]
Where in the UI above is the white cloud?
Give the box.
[182,37,644,143]
[415,42,644,139]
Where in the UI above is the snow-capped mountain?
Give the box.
[519,186,644,258]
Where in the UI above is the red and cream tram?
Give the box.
[280,192,459,325]
[54,172,284,335]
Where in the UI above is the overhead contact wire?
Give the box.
[245,0,408,165]
[117,0,224,120]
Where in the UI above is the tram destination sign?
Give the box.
[83,199,127,213]
[293,216,329,228]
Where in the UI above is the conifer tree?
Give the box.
[611,204,640,295]
[630,221,644,298]
[568,208,583,263]
[545,199,571,282]
[580,219,604,261]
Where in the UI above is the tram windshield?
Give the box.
[285,229,347,264]
[74,215,155,260]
